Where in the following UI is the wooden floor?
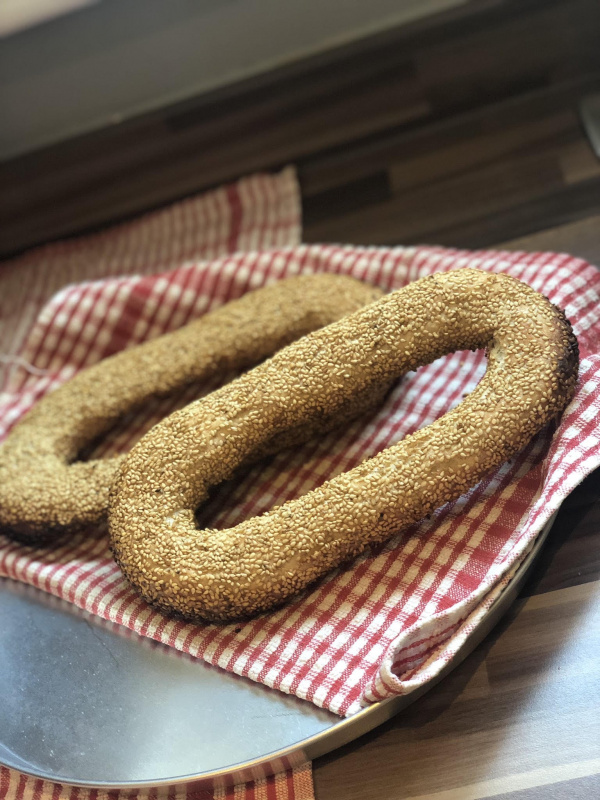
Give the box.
[312,218,600,800]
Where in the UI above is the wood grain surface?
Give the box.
[302,84,600,250]
[3,0,600,257]
[312,221,600,800]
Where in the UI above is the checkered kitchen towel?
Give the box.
[0,168,309,800]
[2,169,600,796]
[0,765,314,800]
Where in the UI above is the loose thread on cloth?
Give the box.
[0,354,50,377]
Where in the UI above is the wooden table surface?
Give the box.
[312,214,600,800]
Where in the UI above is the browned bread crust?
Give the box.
[0,274,382,542]
[109,268,579,623]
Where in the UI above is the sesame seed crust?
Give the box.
[109,268,579,623]
[0,275,383,543]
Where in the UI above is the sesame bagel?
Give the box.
[0,274,383,543]
[109,268,578,623]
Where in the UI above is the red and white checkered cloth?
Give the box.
[0,168,308,800]
[2,167,600,799]
[0,764,314,800]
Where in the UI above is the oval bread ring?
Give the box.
[109,268,579,623]
[0,274,383,543]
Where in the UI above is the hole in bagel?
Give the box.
[194,348,487,531]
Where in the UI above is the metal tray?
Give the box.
[0,518,553,791]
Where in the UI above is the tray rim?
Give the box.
[0,514,556,790]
